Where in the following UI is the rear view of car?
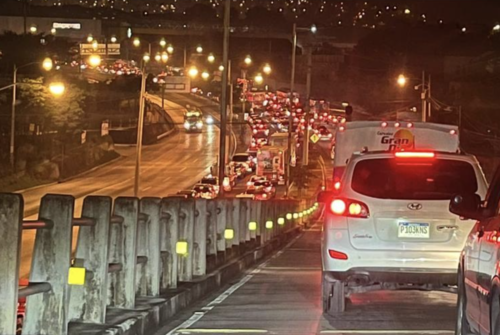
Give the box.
[321,151,487,315]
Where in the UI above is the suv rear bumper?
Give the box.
[326,267,457,285]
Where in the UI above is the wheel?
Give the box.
[322,272,345,315]
[456,267,474,335]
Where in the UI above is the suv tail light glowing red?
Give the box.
[329,198,369,218]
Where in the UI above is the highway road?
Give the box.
[154,224,457,335]
[19,97,219,278]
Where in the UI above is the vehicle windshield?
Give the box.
[351,158,478,200]
[194,185,211,192]
[201,178,217,185]
[232,155,249,162]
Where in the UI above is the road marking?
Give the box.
[143,186,152,191]
[176,329,268,334]
[166,235,302,335]
[320,331,453,334]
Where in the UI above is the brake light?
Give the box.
[395,122,400,128]
[339,126,345,132]
[328,249,348,260]
[329,198,369,218]
[395,152,435,158]
[381,122,388,128]
[331,199,346,214]
[334,181,341,190]
[450,129,457,135]
[407,122,413,128]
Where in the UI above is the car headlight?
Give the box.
[184,121,190,129]
[206,116,214,125]
[196,121,203,129]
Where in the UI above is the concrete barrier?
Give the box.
[0,192,319,335]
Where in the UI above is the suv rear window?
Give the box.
[233,155,249,162]
[351,158,478,200]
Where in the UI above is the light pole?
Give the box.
[132,37,168,197]
[397,71,432,122]
[8,58,53,169]
[218,0,230,196]
[286,23,316,196]
[302,46,313,167]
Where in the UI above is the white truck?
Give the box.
[331,121,459,186]
[256,146,286,185]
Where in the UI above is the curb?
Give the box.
[68,227,302,335]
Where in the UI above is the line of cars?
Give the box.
[318,120,500,335]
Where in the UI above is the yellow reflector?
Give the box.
[266,220,273,229]
[286,213,293,220]
[299,213,304,218]
[249,221,257,231]
[278,218,285,225]
[293,213,299,219]
[68,267,86,285]
[225,228,235,239]
[176,241,188,255]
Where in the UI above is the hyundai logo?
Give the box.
[408,203,423,210]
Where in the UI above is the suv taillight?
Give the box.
[330,198,370,218]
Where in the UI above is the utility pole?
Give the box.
[134,54,149,197]
[218,0,230,196]
[286,23,297,197]
[302,47,313,167]
[421,71,426,122]
[427,74,432,120]
[10,65,17,170]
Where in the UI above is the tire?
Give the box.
[322,272,346,315]
[456,267,474,335]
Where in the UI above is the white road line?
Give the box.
[320,331,454,334]
[166,235,302,335]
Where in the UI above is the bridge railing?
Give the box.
[0,193,318,335]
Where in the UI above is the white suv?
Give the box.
[320,150,488,315]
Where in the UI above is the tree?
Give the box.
[18,78,85,130]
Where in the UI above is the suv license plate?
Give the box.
[398,222,430,239]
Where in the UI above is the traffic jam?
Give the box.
[172,89,344,201]
[170,87,500,334]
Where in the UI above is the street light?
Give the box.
[160,38,167,48]
[30,26,37,34]
[263,63,272,75]
[167,45,174,54]
[218,65,224,72]
[92,40,99,50]
[310,24,318,34]
[397,74,407,87]
[188,66,199,78]
[207,53,215,63]
[161,52,169,63]
[87,35,94,43]
[6,59,54,168]
[88,54,102,67]
[110,36,118,43]
[143,53,151,63]
[254,73,264,84]
[244,55,252,65]
[48,82,66,96]
[42,57,53,71]
[196,45,203,53]
[133,37,141,47]
[154,53,162,62]
[50,28,57,35]
[202,71,210,80]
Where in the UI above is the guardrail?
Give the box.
[0,193,318,335]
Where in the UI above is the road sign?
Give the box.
[80,43,120,55]
[310,133,320,144]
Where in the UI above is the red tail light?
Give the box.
[328,249,348,260]
[329,198,369,218]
